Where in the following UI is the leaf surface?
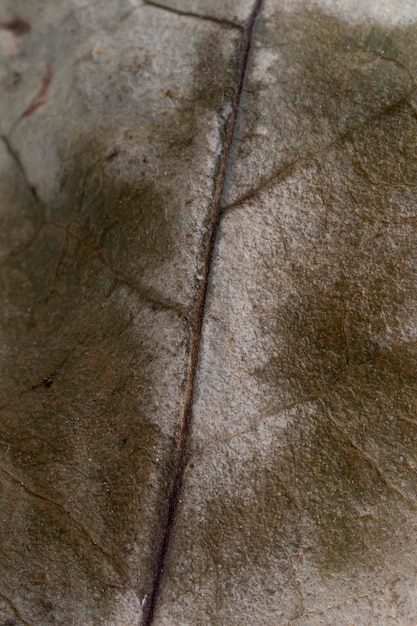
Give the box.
[1,1,417,625]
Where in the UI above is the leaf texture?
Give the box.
[1,0,417,625]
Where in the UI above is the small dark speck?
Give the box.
[12,71,21,86]
[121,437,128,445]
[42,376,53,388]
[0,17,31,36]
[106,149,120,161]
